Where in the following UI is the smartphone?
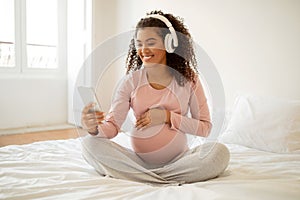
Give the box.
[77,86,102,112]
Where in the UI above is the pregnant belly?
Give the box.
[131,124,188,165]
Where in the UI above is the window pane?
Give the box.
[0,0,15,67]
[26,0,58,69]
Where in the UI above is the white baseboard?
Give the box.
[0,124,76,136]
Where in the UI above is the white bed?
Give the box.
[0,138,299,200]
[1,94,300,200]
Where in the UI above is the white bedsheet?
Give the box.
[0,138,299,200]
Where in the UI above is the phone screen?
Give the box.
[77,86,102,112]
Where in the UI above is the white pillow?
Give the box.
[220,94,300,153]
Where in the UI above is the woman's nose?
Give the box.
[141,45,150,53]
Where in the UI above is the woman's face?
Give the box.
[135,27,167,66]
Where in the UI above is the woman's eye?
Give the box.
[135,42,156,48]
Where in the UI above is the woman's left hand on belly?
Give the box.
[135,108,169,130]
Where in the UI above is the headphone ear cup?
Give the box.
[164,33,175,53]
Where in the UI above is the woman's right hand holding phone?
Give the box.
[81,103,105,135]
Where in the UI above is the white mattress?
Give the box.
[0,138,299,200]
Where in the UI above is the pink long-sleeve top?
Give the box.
[97,68,212,165]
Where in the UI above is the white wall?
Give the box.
[0,73,67,131]
[91,0,127,113]
[67,0,93,125]
[92,0,300,109]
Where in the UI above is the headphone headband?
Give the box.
[143,14,178,50]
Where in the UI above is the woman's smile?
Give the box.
[141,54,154,62]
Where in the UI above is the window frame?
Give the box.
[0,0,67,75]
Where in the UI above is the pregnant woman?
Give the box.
[81,10,229,185]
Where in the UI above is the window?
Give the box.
[0,0,66,72]
[0,0,15,68]
[26,0,58,69]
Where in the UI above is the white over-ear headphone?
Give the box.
[143,14,178,53]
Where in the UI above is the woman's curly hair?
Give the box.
[125,10,198,86]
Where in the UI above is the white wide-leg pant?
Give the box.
[81,135,230,186]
